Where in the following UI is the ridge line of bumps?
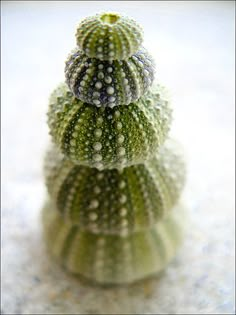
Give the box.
[43,12,186,284]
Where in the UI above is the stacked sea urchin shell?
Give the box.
[42,12,186,285]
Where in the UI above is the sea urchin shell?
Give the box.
[65,47,155,107]
[44,141,186,234]
[42,199,186,285]
[47,83,172,169]
[75,12,143,61]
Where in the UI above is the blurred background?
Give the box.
[1,1,235,314]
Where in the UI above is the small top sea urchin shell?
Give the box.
[76,12,143,60]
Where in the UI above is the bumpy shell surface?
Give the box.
[42,200,186,285]
[75,12,143,60]
[44,141,185,234]
[47,83,171,169]
[65,47,154,107]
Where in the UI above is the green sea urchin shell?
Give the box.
[65,47,154,107]
[75,12,143,60]
[47,83,171,169]
[42,200,186,285]
[44,142,185,234]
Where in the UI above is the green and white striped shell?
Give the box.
[47,83,171,170]
[65,47,154,107]
[44,141,186,234]
[42,200,186,285]
[75,12,143,60]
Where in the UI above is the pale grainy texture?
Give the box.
[2,1,235,314]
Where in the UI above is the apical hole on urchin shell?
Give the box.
[100,13,120,24]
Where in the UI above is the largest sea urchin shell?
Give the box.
[47,83,171,169]
[44,141,186,234]
[75,12,143,60]
[65,47,155,107]
[42,199,186,285]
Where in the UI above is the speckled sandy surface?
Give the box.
[2,1,235,314]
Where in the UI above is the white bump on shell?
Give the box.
[120,208,127,216]
[94,129,102,137]
[93,154,102,162]
[95,82,102,89]
[120,195,127,204]
[107,86,115,95]
[105,76,112,84]
[117,122,122,130]
[89,212,98,221]
[89,199,99,209]
[93,142,102,151]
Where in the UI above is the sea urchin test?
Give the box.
[44,141,185,235]
[42,12,187,285]
[75,13,143,60]
[65,47,155,107]
[47,83,171,169]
